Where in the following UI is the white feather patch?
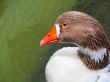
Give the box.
[79,47,107,63]
[55,24,60,37]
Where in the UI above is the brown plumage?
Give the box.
[78,49,109,70]
[56,11,110,50]
[56,11,110,70]
[42,11,110,82]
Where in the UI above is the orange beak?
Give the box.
[40,26,60,46]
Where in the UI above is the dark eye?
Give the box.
[63,24,67,26]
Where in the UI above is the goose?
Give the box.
[40,11,110,82]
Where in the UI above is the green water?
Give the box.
[0,0,76,82]
[0,0,110,82]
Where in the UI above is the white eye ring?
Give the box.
[55,24,60,37]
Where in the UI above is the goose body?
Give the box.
[46,47,96,82]
[46,47,110,82]
[40,11,110,82]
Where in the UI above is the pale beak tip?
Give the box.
[40,40,45,47]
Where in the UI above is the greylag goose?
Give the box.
[40,11,110,82]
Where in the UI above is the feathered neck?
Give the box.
[78,46,110,70]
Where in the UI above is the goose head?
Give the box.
[40,11,110,50]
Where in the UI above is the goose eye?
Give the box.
[59,23,67,29]
[63,24,67,26]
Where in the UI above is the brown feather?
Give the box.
[78,49,109,70]
[56,11,110,70]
